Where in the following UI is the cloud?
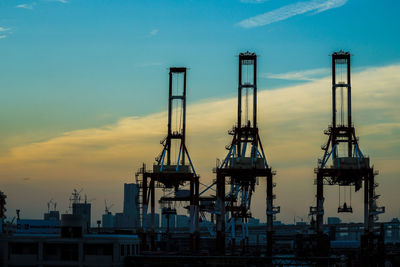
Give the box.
[261,68,330,81]
[16,3,35,9]
[237,0,347,28]
[1,64,399,223]
[0,27,10,40]
[44,0,68,3]
[240,0,269,3]
[149,29,159,37]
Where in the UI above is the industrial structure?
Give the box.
[309,51,385,262]
[2,51,399,266]
[44,199,60,221]
[0,191,6,233]
[216,52,279,256]
[136,67,200,251]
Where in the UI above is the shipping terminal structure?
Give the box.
[1,51,399,267]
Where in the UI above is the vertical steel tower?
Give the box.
[0,191,6,233]
[136,67,200,251]
[309,51,384,256]
[216,52,279,256]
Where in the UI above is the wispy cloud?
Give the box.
[16,3,35,10]
[237,0,347,28]
[240,0,269,3]
[44,0,68,3]
[261,68,330,81]
[1,64,399,222]
[148,29,159,37]
[0,27,10,40]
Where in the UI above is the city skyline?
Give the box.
[1,0,399,224]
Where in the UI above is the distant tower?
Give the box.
[309,51,384,258]
[123,183,140,229]
[0,191,6,233]
[70,190,91,229]
[44,199,60,221]
[216,52,279,256]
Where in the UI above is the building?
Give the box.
[0,233,140,267]
[328,217,341,225]
[44,210,60,221]
[112,183,140,229]
[144,213,160,229]
[248,218,260,225]
[176,215,190,229]
[16,219,60,234]
[73,202,91,228]
[0,213,140,267]
[161,213,176,229]
[114,213,129,229]
[102,212,114,228]
[123,183,140,229]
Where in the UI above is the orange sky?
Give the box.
[1,64,399,224]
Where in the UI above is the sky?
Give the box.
[0,0,399,225]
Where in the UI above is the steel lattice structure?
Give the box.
[216,52,279,256]
[136,67,200,251]
[309,51,385,259]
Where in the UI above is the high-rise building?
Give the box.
[123,183,140,229]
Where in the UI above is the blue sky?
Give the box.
[1,0,399,149]
[1,0,400,222]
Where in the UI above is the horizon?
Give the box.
[1,0,400,226]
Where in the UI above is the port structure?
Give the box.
[215,52,279,256]
[309,51,385,256]
[0,191,6,233]
[136,67,200,251]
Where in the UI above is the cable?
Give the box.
[341,87,344,126]
[245,88,249,124]
[179,99,183,135]
[350,185,352,206]
[174,74,179,164]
